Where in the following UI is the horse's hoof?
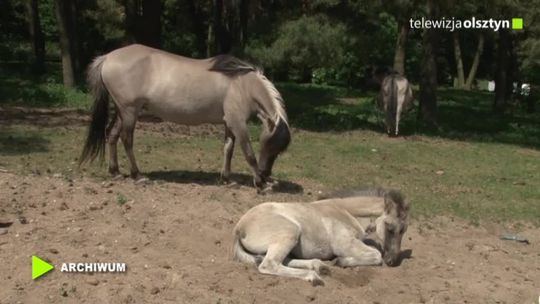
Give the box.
[218,175,230,184]
[317,264,331,276]
[257,184,273,195]
[225,182,240,189]
[308,272,325,286]
[111,174,124,181]
[134,177,150,185]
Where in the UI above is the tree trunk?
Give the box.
[418,0,438,126]
[207,21,215,57]
[25,0,45,73]
[187,0,207,57]
[212,0,231,54]
[123,0,161,48]
[54,0,75,88]
[139,0,162,48]
[464,33,484,90]
[239,0,248,48]
[393,20,409,75]
[452,31,465,88]
[123,0,138,44]
[494,29,512,113]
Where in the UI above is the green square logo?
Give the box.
[512,18,523,30]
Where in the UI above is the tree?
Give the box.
[452,31,465,88]
[124,0,162,48]
[25,0,46,72]
[493,29,514,113]
[418,0,439,126]
[388,0,418,75]
[464,33,484,90]
[54,0,76,88]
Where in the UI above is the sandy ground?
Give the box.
[0,171,539,304]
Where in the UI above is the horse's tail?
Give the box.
[387,75,398,135]
[79,55,109,165]
[232,230,262,265]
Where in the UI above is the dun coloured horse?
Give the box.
[79,44,290,189]
[374,67,414,136]
[232,189,410,285]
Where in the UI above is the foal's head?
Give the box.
[374,190,410,266]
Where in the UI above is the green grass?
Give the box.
[1,66,539,225]
[0,62,91,109]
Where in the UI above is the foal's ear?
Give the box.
[384,190,407,214]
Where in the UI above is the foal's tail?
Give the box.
[232,231,262,265]
[79,55,109,165]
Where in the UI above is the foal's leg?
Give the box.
[284,259,332,275]
[334,239,382,267]
[119,107,144,181]
[258,227,324,286]
[106,114,122,179]
[220,126,235,182]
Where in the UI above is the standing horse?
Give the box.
[374,67,414,136]
[79,44,290,189]
[232,188,410,285]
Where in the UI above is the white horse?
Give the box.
[232,189,410,285]
[80,44,290,189]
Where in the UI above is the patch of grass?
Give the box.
[0,62,91,109]
[116,193,128,206]
[0,78,539,225]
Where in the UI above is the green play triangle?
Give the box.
[32,255,54,280]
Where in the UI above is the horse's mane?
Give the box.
[209,55,288,126]
[209,55,259,76]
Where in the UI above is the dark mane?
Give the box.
[318,187,388,200]
[386,189,407,210]
[209,55,259,76]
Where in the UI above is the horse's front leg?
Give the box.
[236,133,264,189]
[220,126,235,183]
[224,116,264,190]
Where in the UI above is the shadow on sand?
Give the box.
[146,170,303,194]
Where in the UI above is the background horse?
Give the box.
[232,189,410,285]
[373,67,414,136]
[79,44,290,189]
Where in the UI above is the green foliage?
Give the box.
[0,63,91,109]
[116,193,128,206]
[246,15,353,83]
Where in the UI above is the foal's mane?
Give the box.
[319,187,408,214]
[318,187,387,200]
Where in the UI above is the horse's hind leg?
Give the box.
[106,113,122,179]
[220,126,235,183]
[119,107,144,181]
[258,226,324,286]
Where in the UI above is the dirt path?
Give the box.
[0,172,538,304]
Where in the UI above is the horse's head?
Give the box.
[372,190,410,266]
[258,116,291,182]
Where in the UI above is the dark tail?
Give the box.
[79,55,109,165]
[387,75,398,135]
